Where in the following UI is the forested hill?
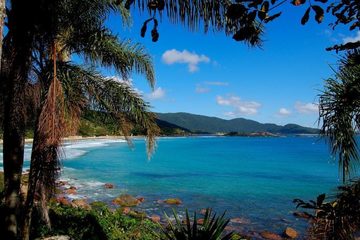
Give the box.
[156,112,319,134]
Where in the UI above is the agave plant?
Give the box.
[162,208,234,240]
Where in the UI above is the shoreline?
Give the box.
[0,135,126,144]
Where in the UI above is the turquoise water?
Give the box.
[0,136,346,234]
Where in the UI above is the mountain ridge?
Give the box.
[155,112,319,134]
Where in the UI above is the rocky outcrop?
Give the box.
[283,227,298,239]
[163,198,182,205]
[260,231,283,240]
[112,194,141,207]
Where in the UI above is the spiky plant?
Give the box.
[162,208,234,240]
[319,50,360,183]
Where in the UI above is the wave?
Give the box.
[0,138,127,163]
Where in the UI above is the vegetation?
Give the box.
[156,112,319,134]
[292,50,360,239]
[294,179,360,240]
[162,209,234,240]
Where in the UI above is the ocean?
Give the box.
[0,136,345,235]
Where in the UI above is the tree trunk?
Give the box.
[0,0,5,71]
[2,1,34,239]
[22,119,41,240]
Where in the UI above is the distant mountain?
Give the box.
[156,112,319,135]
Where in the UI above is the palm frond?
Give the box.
[57,62,159,157]
[319,56,360,182]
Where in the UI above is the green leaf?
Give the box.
[258,10,267,21]
[301,7,311,25]
[264,12,281,23]
[261,1,270,12]
[312,5,324,23]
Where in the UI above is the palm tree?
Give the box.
[1,1,264,238]
[20,1,159,239]
[319,50,360,183]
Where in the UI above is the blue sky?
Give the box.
[103,5,360,128]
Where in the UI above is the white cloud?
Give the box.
[205,81,229,86]
[278,108,291,116]
[216,95,261,115]
[162,49,210,72]
[195,85,210,93]
[147,87,165,100]
[343,31,360,43]
[295,102,318,114]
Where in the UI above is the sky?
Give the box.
[102,4,360,128]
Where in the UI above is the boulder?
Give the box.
[164,198,182,205]
[72,199,91,210]
[283,227,298,239]
[136,197,145,203]
[197,218,204,225]
[112,194,140,207]
[149,214,161,223]
[56,196,70,206]
[260,231,283,240]
[230,217,250,224]
[122,207,131,215]
[104,183,114,189]
[65,188,77,195]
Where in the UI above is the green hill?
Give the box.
[156,112,319,134]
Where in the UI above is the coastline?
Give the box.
[0,135,126,144]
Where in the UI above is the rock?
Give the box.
[164,198,182,205]
[283,227,298,239]
[72,199,91,210]
[136,197,145,203]
[149,214,161,223]
[41,236,70,240]
[104,183,114,189]
[112,194,140,207]
[197,218,204,225]
[128,210,146,219]
[65,188,77,195]
[260,231,283,240]
[57,181,69,187]
[200,208,208,215]
[230,217,250,224]
[122,207,131,215]
[224,226,238,232]
[293,211,312,219]
[56,196,70,206]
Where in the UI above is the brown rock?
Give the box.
[197,218,204,225]
[136,197,145,203]
[104,183,114,189]
[112,194,140,207]
[149,214,161,223]
[122,207,131,214]
[72,199,91,210]
[163,198,182,205]
[57,181,69,187]
[66,188,77,195]
[56,196,70,206]
[283,227,298,239]
[260,231,283,240]
[230,217,250,224]
[224,226,238,232]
